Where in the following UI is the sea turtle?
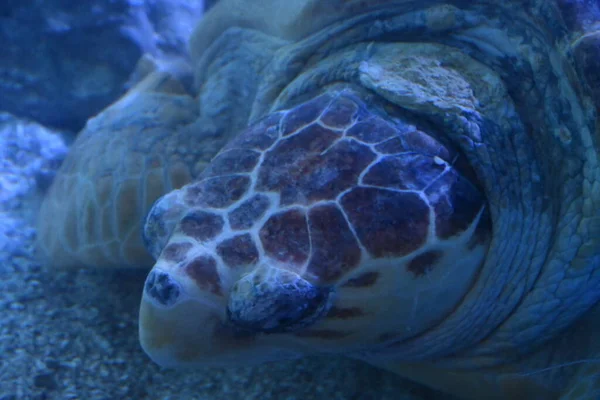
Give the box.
[37,0,600,399]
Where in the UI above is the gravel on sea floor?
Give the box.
[0,252,454,400]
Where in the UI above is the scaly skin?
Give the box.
[38,1,600,399]
[140,88,491,366]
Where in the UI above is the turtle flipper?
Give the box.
[37,71,200,268]
[38,24,289,269]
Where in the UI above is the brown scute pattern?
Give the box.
[265,123,340,163]
[96,175,113,205]
[293,329,351,339]
[184,255,222,295]
[179,210,224,242]
[342,271,379,287]
[301,139,376,203]
[407,250,443,277]
[341,188,429,258]
[326,306,364,319]
[319,95,359,129]
[372,128,453,161]
[216,234,259,268]
[402,129,453,160]
[101,206,115,245]
[345,117,397,143]
[228,111,283,150]
[260,209,310,265]
[161,242,193,263]
[116,181,140,240]
[374,137,407,154]
[64,210,79,251]
[82,201,97,245]
[258,134,376,205]
[184,175,251,208]
[202,149,261,177]
[256,123,341,201]
[362,154,446,191]
[228,194,271,230]
[280,93,332,136]
[307,205,362,283]
[425,170,485,239]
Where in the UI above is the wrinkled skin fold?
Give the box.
[37,1,600,399]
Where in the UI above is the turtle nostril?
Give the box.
[144,270,181,307]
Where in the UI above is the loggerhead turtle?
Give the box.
[37,0,600,399]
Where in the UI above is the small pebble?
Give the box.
[33,373,58,390]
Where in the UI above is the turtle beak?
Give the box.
[139,291,221,367]
[139,266,306,367]
[138,268,219,367]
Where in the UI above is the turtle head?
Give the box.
[140,89,491,367]
[140,189,334,367]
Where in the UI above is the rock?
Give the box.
[0,113,67,262]
[33,373,58,391]
[0,0,203,132]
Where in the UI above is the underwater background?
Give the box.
[2,0,600,399]
[0,1,454,399]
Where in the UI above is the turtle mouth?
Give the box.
[226,265,334,334]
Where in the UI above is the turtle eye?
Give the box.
[227,266,334,334]
[142,188,187,259]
